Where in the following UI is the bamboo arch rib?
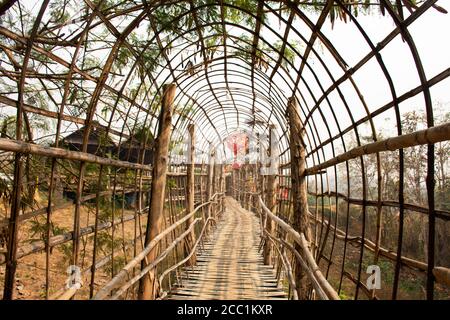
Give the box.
[0,0,448,301]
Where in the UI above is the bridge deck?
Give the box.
[167,197,287,300]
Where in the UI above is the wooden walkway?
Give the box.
[167,197,287,300]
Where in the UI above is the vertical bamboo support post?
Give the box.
[238,168,242,202]
[232,168,237,199]
[218,164,224,213]
[206,146,215,221]
[248,165,253,211]
[229,167,236,199]
[219,164,224,193]
[263,125,277,266]
[212,160,218,215]
[236,168,239,201]
[243,169,246,206]
[241,166,245,208]
[3,1,50,300]
[253,163,257,211]
[200,161,205,216]
[287,96,312,299]
[234,169,238,201]
[258,132,265,205]
[242,164,247,209]
[138,83,176,300]
[240,168,243,204]
[245,165,251,210]
[184,123,196,266]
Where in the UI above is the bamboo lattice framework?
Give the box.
[0,0,449,300]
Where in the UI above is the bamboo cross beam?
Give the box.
[0,188,147,228]
[0,210,148,265]
[0,137,151,170]
[305,122,450,175]
[0,95,129,139]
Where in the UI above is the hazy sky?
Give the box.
[185,4,450,163]
[1,2,448,166]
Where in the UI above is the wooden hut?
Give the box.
[61,124,116,155]
[117,126,154,165]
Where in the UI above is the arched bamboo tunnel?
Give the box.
[0,0,449,300]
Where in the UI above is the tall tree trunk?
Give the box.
[287,97,312,299]
[206,147,215,224]
[184,123,196,266]
[138,83,176,300]
[263,125,277,266]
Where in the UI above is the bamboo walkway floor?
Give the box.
[167,197,287,300]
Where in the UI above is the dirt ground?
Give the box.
[0,192,147,300]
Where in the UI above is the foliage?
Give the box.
[167,178,177,189]
[336,107,450,268]
[95,231,123,256]
[104,255,126,276]
[130,122,155,145]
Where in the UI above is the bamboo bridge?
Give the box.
[0,0,449,301]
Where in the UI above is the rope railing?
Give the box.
[92,192,224,300]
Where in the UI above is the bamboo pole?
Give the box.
[50,234,144,300]
[0,95,128,138]
[93,195,220,300]
[157,216,217,292]
[258,196,339,300]
[242,164,248,209]
[2,1,49,300]
[280,238,328,300]
[287,97,313,299]
[305,122,450,175]
[206,146,215,223]
[111,218,202,300]
[184,123,196,266]
[0,138,151,171]
[0,211,148,264]
[265,233,298,300]
[307,212,432,272]
[263,125,277,265]
[138,83,176,300]
[218,164,224,213]
[234,168,237,198]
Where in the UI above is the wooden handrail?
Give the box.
[109,217,203,300]
[92,193,224,300]
[156,216,217,293]
[257,195,340,300]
